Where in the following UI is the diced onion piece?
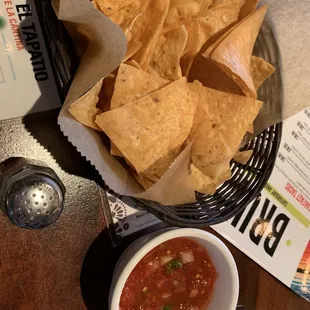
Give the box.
[148,260,160,271]
[181,250,195,264]
[160,255,173,265]
[161,292,172,299]
[189,289,199,298]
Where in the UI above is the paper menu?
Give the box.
[214,108,310,302]
[0,0,60,120]
[271,109,310,220]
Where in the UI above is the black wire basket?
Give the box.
[42,0,282,228]
[128,22,283,227]
[132,122,282,227]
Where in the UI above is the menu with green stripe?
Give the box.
[214,108,310,302]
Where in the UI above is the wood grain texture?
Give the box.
[210,230,310,310]
[256,270,310,310]
[0,111,309,310]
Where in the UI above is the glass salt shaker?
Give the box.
[0,158,65,229]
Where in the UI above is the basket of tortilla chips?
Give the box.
[59,0,282,226]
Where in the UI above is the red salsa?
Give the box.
[120,237,217,310]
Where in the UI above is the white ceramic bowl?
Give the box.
[109,228,239,310]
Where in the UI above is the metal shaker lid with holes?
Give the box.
[0,158,65,229]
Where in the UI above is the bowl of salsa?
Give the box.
[109,228,239,310]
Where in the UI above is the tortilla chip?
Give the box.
[202,24,237,58]
[239,0,260,20]
[187,83,262,176]
[110,63,170,156]
[142,145,183,180]
[124,40,143,62]
[96,78,195,175]
[130,0,170,70]
[180,19,209,77]
[109,0,169,69]
[109,0,149,26]
[247,123,254,133]
[97,72,120,157]
[208,5,268,99]
[149,26,188,81]
[92,0,100,10]
[193,0,246,58]
[203,2,261,58]
[190,161,232,193]
[135,143,196,205]
[125,59,143,70]
[250,56,275,90]
[171,0,212,18]
[200,161,232,184]
[109,145,123,157]
[97,73,117,113]
[131,169,155,190]
[97,63,145,113]
[233,150,253,164]
[164,0,213,32]
[142,173,160,183]
[181,0,244,76]
[188,80,202,110]
[189,56,241,95]
[96,0,134,16]
[198,0,245,22]
[69,80,103,131]
[110,63,170,110]
[190,165,217,195]
[121,14,143,61]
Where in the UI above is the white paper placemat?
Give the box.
[0,0,60,121]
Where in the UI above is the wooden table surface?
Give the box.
[0,111,308,310]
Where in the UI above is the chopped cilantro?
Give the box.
[166,258,182,274]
